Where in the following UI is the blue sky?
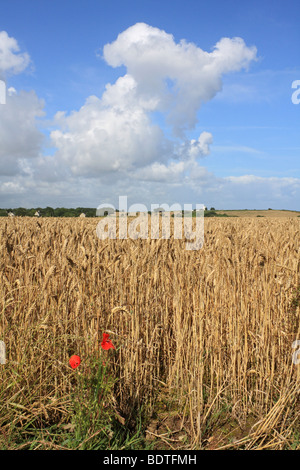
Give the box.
[0,0,299,210]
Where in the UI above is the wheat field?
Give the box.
[0,216,299,449]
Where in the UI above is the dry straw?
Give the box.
[0,216,299,449]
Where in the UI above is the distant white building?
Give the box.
[79,213,86,218]
[8,212,15,218]
[34,211,40,217]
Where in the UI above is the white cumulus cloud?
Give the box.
[0,31,30,77]
[0,31,44,177]
[0,90,45,175]
[103,23,257,133]
[49,23,257,180]
[50,89,170,177]
[1,24,268,210]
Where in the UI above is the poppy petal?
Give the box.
[101,333,115,350]
[69,355,81,369]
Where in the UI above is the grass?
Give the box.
[1,353,150,450]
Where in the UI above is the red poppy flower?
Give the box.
[101,333,115,350]
[69,355,81,369]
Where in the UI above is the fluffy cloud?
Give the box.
[0,89,45,175]
[183,132,213,160]
[103,23,257,133]
[49,23,257,181]
[0,31,30,77]
[50,87,170,177]
[218,175,300,208]
[3,24,278,210]
[0,33,44,176]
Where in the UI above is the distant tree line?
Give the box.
[0,207,97,217]
[0,206,232,218]
[203,209,228,217]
